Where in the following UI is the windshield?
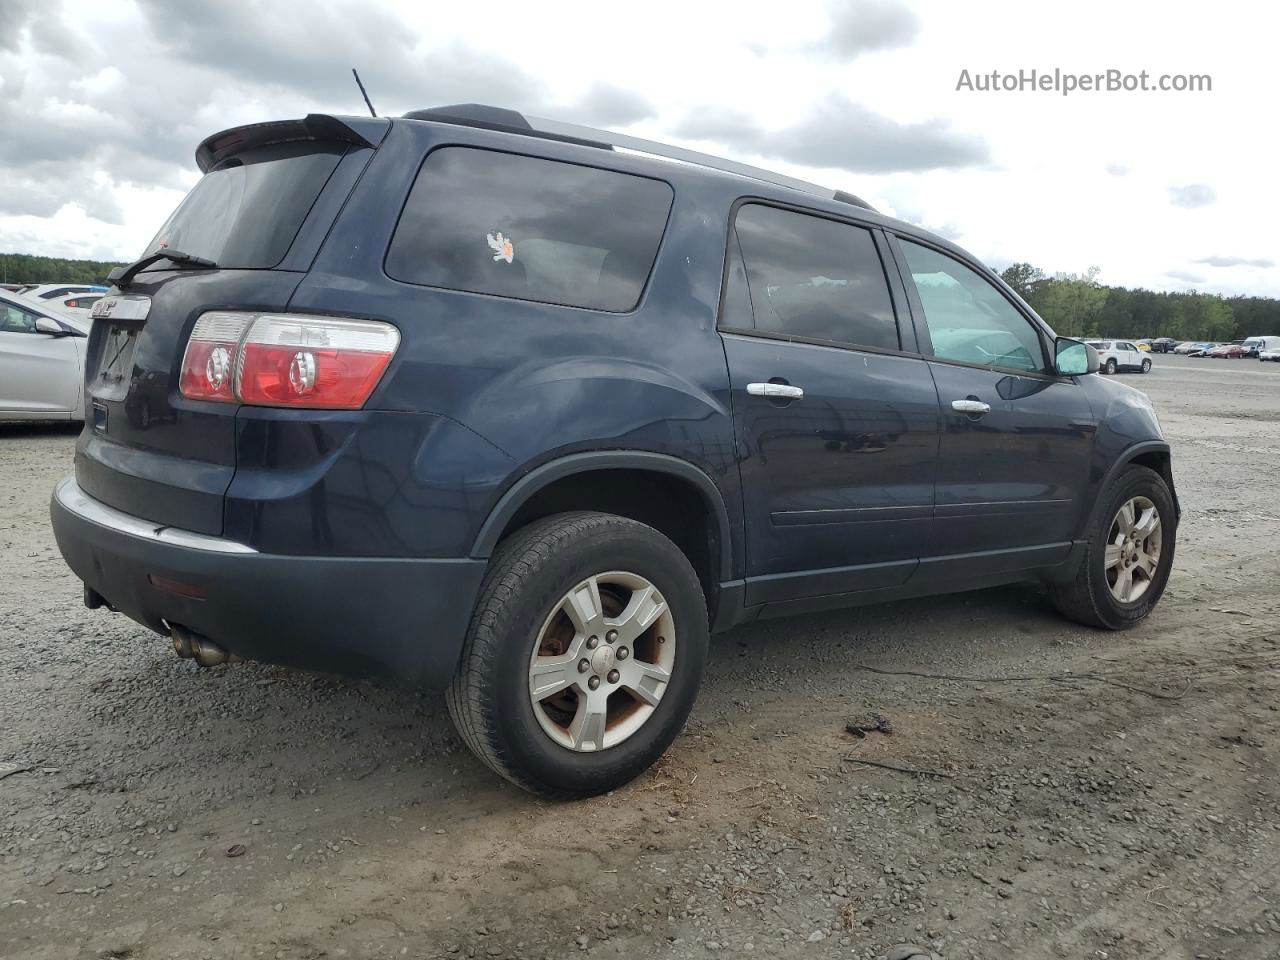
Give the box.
[141,141,346,270]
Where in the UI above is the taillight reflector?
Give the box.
[178,312,399,409]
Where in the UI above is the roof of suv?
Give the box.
[193,105,1026,317]
[392,106,1014,290]
[401,103,879,213]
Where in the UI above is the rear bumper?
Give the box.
[50,475,486,687]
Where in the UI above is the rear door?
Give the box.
[889,235,1096,573]
[0,298,82,415]
[77,133,378,534]
[721,203,939,604]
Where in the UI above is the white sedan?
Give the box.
[0,290,89,421]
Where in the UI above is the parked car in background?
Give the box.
[1259,345,1280,362]
[1242,336,1280,357]
[1207,343,1245,359]
[1183,342,1218,357]
[0,289,88,421]
[40,293,104,318]
[16,283,108,301]
[1149,338,1180,353]
[49,106,1179,797]
[1086,340,1151,374]
[1136,340,1152,352]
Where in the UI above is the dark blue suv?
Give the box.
[51,105,1178,798]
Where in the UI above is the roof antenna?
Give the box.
[351,68,377,117]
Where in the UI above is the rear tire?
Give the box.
[1105,358,1118,374]
[1050,465,1176,629]
[446,511,708,799]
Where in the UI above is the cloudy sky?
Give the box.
[1,0,1275,297]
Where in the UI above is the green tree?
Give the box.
[0,253,126,285]
[999,262,1046,301]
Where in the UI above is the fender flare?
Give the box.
[1088,439,1177,529]
[470,451,735,581]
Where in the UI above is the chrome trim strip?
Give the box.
[54,475,257,555]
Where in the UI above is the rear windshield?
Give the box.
[1087,341,1111,349]
[141,142,345,270]
[385,147,674,312]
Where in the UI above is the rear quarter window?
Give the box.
[385,147,674,312]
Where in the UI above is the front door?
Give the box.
[721,204,940,605]
[0,300,81,415]
[890,235,1096,575]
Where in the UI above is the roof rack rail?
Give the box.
[402,104,876,212]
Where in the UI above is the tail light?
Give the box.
[179,312,399,409]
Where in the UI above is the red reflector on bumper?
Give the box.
[147,575,208,600]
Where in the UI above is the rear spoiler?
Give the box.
[195,114,390,172]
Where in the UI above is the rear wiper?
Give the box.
[107,249,217,290]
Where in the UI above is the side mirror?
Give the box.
[35,316,70,336]
[1055,337,1098,376]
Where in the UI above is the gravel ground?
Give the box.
[2,354,1279,960]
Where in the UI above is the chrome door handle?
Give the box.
[951,399,991,415]
[747,382,804,399]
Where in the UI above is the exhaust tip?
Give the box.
[170,625,240,667]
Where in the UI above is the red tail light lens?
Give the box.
[179,313,400,409]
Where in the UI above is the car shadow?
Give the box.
[0,421,82,438]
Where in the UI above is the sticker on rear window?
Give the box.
[487,232,514,264]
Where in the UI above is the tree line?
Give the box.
[2,253,126,287]
[1000,263,1278,341]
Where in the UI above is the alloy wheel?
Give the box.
[527,571,676,752]
[1105,496,1163,603]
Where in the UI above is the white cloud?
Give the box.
[1168,183,1216,208]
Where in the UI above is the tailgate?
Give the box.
[76,270,304,535]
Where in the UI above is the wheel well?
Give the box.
[1127,449,1179,517]
[494,469,722,620]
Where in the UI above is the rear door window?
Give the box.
[729,203,899,351]
[141,142,346,270]
[385,147,673,312]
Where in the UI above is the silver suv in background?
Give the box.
[1086,340,1151,374]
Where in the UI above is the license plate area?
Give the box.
[93,325,139,401]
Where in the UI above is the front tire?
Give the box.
[1141,358,1152,374]
[446,512,708,798]
[1050,465,1176,629]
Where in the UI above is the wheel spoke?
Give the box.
[1114,565,1133,601]
[1133,507,1160,541]
[1135,551,1157,578]
[1116,499,1136,535]
[568,692,608,751]
[1104,542,1123,571]
[619,659,671,707]
[528,653,582,700]
[563,576,605,635]
[609,584,667,645]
